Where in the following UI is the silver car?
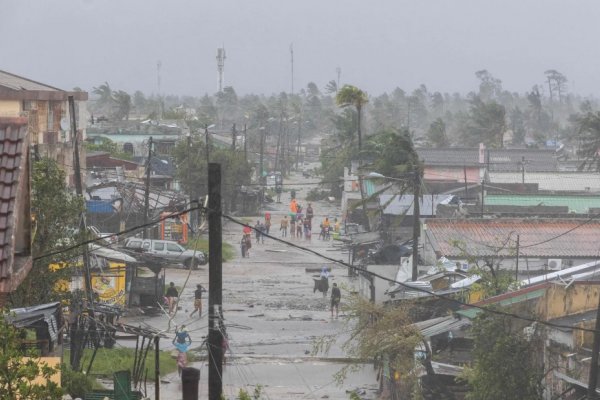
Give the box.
[124,238,207,269]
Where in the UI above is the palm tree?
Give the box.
[336,85,368,150]
[112,90,132,120]
[92,82,113,108]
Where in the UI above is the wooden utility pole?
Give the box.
[412,166,421,281]
[207,163,223,400]
[259,127,265,181]
[296,116,302,170]
[143,137,153,239]
[588,294,600,398]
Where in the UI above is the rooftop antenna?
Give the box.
[290,43,294,95]
[216,47,226,93]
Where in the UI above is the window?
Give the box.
[167,243,182,252]
[127,240,141,249]
[142,242,150,250]
[153,242,165,251]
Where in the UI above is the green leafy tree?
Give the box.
[336,85,369,150]
[10,158,84,307]
[463,96,506,147]
[575,111,600,170]
[314,293,422,395]
[112,90,132,120]
[426,118,449,148]
[91,82,112,108]
[361,128,419,179]
[465,311,543,400]
[85,137,132,160]
[0,312,63,399]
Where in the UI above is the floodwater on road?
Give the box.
[119,169,378,399]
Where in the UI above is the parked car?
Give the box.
[123,238,207,269]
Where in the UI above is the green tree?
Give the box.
[575,111,600,170]
[314,293,422,394]
[91,82,113,111]
[0,312,63,399]
[85,137,132,160]
[336,85,369,150]
[112,90,132,120]
[463,96,506,147]
[426,118,449,148]
[10,159,84,307]
[465,311,543,400]
[361,128,419,179]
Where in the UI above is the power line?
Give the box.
[36,203,600,333]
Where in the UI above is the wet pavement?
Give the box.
[120,169,378,399]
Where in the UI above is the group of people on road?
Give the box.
[283,199,315,241]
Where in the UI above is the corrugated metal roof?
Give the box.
[485,194,600,213]
[418,148,558,171]
[380,194,453,216]
[0,69,63,92]
[0,119,28,281]
[426,218,600,258]
[457,287,547,319]
[489,171,600,192]
[414,315,471,337]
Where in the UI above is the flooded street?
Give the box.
[123,169,378,399]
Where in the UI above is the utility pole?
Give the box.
[154,336,160,400]
[588,292,600,398]
[207,163,223,400]
[69,95,95,372]
[69,96,93,306]
[259,127,265,181]
[205,125,210,164]
[231,123,237,151]
[143,137,153,239]
[296,118,302,170]
[515,234,520,281]
[480,180,485,217]
[412,166,421,281]
[463,165,468,201]
[243,124,247,163]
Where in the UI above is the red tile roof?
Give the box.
[425,218,600,258]
[0,118,29,285]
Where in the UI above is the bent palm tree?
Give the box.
[336,85,368,150]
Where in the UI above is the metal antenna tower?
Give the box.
[216,47,226,92]
[290,43,294,95]
[157,60,162,119]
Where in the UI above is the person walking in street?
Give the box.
[304,218,311,241]
[331,283,341,318]
[259,221,266,243]
[255,220,262,244]
[290,214,296,239]
[173,325,192,376]
[265,212,272,235]
[306,203,314,227]
[243,225,252,257]
[190,284,206,318]
[241,235,248,257]
[280,215,289,237]
[165,282,179,315]
[296,217,303,239]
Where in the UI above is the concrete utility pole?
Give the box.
[412,166,421,281]
[154,337,160,400]
[143,137,153,239]
[207,163,224,400]
[217,47,226,93]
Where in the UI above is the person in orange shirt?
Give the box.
[290,199,298,213]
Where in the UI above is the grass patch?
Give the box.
[64,347,177,381]
[188,237,235,261]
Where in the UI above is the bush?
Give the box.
[61,364,94,398]
[305,188,330,201]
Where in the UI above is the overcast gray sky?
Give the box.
[1,0,599,97]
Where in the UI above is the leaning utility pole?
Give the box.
[412,165,421,281]
[231,123,237,151]
[69,96,93,302]
[207,163,224,400]
[143,137,153,239]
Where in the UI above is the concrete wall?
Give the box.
[0,100,20,116]
[359,264,400,303]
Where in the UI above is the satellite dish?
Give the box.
[60,118,70,131]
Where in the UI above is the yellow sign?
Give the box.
[91,262,126,306]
